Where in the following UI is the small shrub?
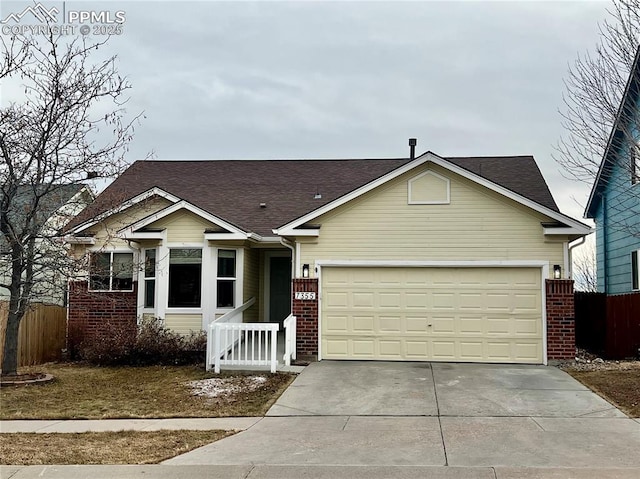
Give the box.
[77,320,135,366]
[77,318,206,366]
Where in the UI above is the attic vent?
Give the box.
[259,203,267,208]
[314,192,322,199]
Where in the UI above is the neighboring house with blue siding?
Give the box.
[585,46,640,294]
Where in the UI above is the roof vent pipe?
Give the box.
[409,138,417,159]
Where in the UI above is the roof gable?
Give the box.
[585,45,640,218]
[276,152,590,236]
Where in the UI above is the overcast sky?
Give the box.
[3,0,612,222]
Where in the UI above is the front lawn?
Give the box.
[0,363,295,419]
[565,367,640,417]
[0,430,232,464]
[561,359,640,418]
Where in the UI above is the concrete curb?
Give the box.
[3,465,640,479]
[0,417,261,433]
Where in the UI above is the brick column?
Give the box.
[292,278,318,359]
[546,279,575,360]
[67,281,138,354]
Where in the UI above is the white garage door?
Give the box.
[321,267,543,364]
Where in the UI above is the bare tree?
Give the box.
[0,31,139,376]
[555,0,640,185]
[572,242,598,292]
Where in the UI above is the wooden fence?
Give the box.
[0,302,67,367]
[574,292,640,359]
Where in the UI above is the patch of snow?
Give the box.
[188,375,268,398]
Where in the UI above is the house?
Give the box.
[585,46,640,294]
[0,184,92,306]
[64,147,591,365]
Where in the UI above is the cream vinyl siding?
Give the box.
[164,314,202,334]
[321,266,543,363]
[243,247,260,321]
[152,210,215,243]
[300,165,565,273]
[82,196,173,250]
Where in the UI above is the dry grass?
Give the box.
[566,368,640,418]
[0,430,232,465]
[0,363,295,419]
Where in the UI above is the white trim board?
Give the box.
[69,187,182,234]
[118,199,247,238]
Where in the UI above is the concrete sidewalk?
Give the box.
[0,417,261,433]
[3,465,640,479]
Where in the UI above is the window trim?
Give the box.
[143,248,157,309]
[167,247,203,309]
[88,250,135,292]
[216,249,237,309]
[632,249,639,291]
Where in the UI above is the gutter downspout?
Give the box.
[279,237,296,316]
[279,237,296,278]
[568,236,587,280]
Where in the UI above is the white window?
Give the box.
[89,252,134,291]
[168,248,202,308]
[632,250,639,291]
[143,249,156,308]
[216,249,236,308]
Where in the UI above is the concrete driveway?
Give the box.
[167,361,640,471]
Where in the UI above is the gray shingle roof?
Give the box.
[69,155,559,236]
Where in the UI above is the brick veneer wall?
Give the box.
[546,279,576,360]
[292,278,318,359]
[67,280,137,352]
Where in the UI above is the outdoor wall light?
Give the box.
[553,265,562,279]
[302,264,310,278]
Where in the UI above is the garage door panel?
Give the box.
[460,341,483,359]
[486,318,510,334]
[405,340,429,358]
[406,316,429,333]
[321,267,543,363]
[432,317,455,334]
[325,315,348,332]
[379,340,402,358]
[352,339,375,357]
[459,293,483,310]
[379,292,401,308]
[433,293,455,309]
[352,316,375,332]
[513,317,540,335]
[459,316,484,334]
[513,293,540,312]
[513,342,541,361]
[325,291,348,308]
[487,293,511,311]
[379,316,402,332]
[405,292,428,309]
[325,338,349,357]
[432,341,456,359]
[486,342,511,360]
[353,292,375,308]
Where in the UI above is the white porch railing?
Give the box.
[207,297,281,373]
[283,314,297,366]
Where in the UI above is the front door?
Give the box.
[269,256,292,324]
